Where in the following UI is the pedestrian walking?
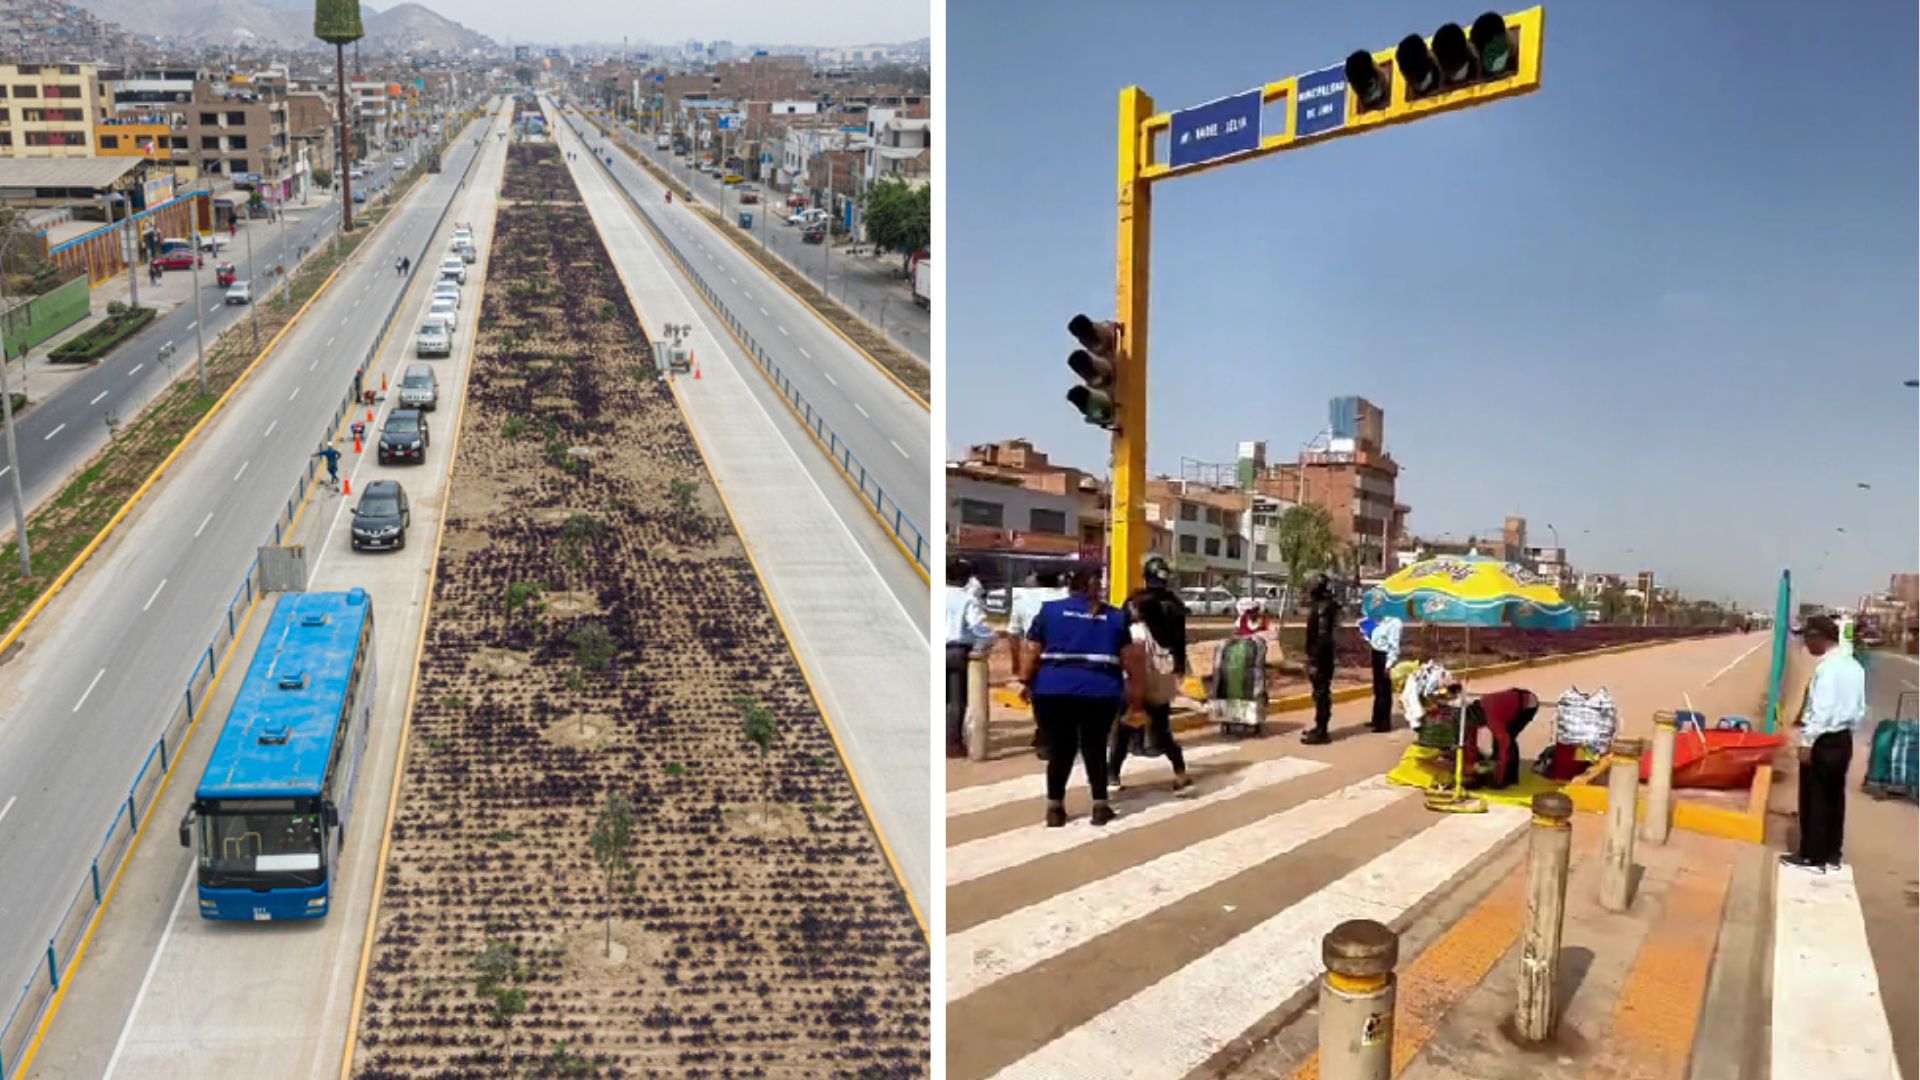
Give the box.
[1210,609,1275,736]
[311,444,343,487]
[1017,566,1146,827]
[1364,613,1403,732]
[1234,596,1273,640]
[401,256,411,276]
[1009,569,1069,759]
[1111,556,1190,791]
[945,557,993,759]
[1302,573,1340,745]
[1783,614,1867,872]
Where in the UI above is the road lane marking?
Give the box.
[729,276,738,284]
[949,756,1327,887]
[951,777,1410,1000]
[162,341,172,353]
[800,347,812,359]
[128,364,142,375]
[310,357,319,371]
[0,466,8,478]
[185,321,196,331]
[327,335,336,347]
[43,424,64,440]
[209,304,220,314]
[142,578,168,612]
[1772,865,1901,1078]
[72,667,106,713]
[0,795,14,827]
[290,386,301,401]
[759,307,769,316]
[778,325,790,337]
[988,808,1526,1078]
[90,391,108,405]
[102,866,195,1080]
[1706,640,1767,685]
[233,460,250,482]
[822,370,838,387]
[890,439,909,459]
[742,290,752,299]
[194,512,213,537]
[263,420,277,439]
[949,744,1241,819]
[853,402,870,419]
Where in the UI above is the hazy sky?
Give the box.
[949,0,1919,611]
[404,0,926,47]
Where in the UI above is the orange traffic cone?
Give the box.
[343,475,351,495]
[354,434,362,453]
[381,373,388,391]
[692,350,700,380]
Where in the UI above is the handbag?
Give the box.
[1133,623,1179,706]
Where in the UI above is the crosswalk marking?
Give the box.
[946,744,1241,819]
[948,755,1328,887]
[986,806,1526,1080]
[1772,865,1901,1078]
[950,776,1411,1001]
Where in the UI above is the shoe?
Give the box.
[1171,774,1195,796]
[1089,801,1115,827]
[1301,729,1332,746]
[1044,803,1067,828]
[1370,722,1392,734]
[946,741,967,759]
[1779,853,1825,873]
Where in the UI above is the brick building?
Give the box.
[0,62,108,158]
[948,440,1104,559]
[186,81,289,188]
[1258,396,1404,576]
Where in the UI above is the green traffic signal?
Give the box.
[1472,12,1516,76]
[1350,11,1521,114]
[1067,315,1119,429]
[1345,50,1389,110]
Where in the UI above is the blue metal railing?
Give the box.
[563,109,928,573]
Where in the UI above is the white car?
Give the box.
[426,296,458,332]
[786,207,828,227]
[437,257,466,285]
[1177,586,1238,617]
[348,167,366,180]
[416,322,451,358]
[431,282,461,309]
[451,240,476,264]
[394,156,407,169]
[224,280,252,305]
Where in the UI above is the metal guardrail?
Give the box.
[0,105,496,1080]
[563,110,930,572]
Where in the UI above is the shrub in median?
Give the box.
[49,304,157,364]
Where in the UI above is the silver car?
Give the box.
[397,363,439,410]
[416,322,451,358]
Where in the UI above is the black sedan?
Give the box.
[378,409,431,465]
[350,480,410,551]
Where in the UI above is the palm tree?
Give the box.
[314,0,364,231]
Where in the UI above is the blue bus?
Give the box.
[178,589,376,920]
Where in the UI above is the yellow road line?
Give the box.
[1584,857,1734,1080]
[578,109,930,411]
[14,594,266,1074]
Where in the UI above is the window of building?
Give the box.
[1204,538,1222,557]
[0,132,11,147]
[226,111,245,125]
[956,498,1004,528]
[19,109,39,122]
[1029,508,1067,535]
[1227,537,1243,560]
[229,134,248,150]
[44,84,78,99]
[200,135,218,149]
[1179,502,1197,522]
[9,86,33,99]
[23,130,83,147]
[171,136,187,149]
[1256,544,1269,562]
[98,134,118,149]
[200,112,217,125]
[1179,534,1198,555]
[1205,507,1222,526]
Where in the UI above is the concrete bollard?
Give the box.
[1516,791,1574,1042]
[966,653,990,761]
[1643,712,1677,845]
[1318,919,1398,1080]
[1601,738,1645,912]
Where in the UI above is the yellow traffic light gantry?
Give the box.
[1101,8,1544,604]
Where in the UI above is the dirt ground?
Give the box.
[349,135,926,1079]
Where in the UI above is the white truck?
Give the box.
[912,257,932,309]
[655,132,671,150]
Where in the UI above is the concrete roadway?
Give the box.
[0,101,504,1049]
[598,115,931,363]
[555,102,934,913]
[557,105,930,558]
[0,155,410,520]
[22,109,515,1079]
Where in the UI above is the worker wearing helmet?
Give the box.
[1111,556,1191,791]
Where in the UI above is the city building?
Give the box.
[864,105,930,183]
[0,62,108,158]
[947,440,1103,560]
[185,80,290,192]
[1255,396,1404,575]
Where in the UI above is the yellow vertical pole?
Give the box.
[1109,86,1153,606]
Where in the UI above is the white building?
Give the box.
[863,106,929,183]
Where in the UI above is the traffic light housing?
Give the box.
[1067,314,1120,429]
[1349,11,1526,115]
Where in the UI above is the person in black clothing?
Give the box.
[1110,556,1190,790]
[1302,573,1340,745]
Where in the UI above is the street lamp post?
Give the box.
[188,183,208,395]
[243,209,259,347]
[0,222,31,573]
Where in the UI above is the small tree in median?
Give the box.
[589,791,636,958]
[740,698,777,822]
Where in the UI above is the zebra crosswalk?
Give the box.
[946,738,1528,1079]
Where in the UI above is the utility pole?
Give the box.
[243,212,259,346]
[188,183,208,394]
[0,227,30,575]
[121,197,139,308]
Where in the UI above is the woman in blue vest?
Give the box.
[1016,566,1147,827]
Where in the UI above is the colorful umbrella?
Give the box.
[1363,554,1579,630]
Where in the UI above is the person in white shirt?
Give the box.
[1783,615,1867,872]
[945,558,995,759]
[1364,615,1403,733]
[1010,571,1069,758]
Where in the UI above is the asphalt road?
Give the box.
[593,115,930,362]
[558,106,930,559]
[0,102,501,1032]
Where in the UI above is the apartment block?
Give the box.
[185,80,289,184]
[948,440,1105,559]
[1257,396,1404,575]
[0,62,107,158]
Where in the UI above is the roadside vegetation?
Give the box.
[47,301,157,364]
[350,134,927,1078]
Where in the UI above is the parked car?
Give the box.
[350,480,410,551]
[453,239,477,263]
[378,409,430,464]
[722,173,744,184]
[224,280,252,304]
[397,363,439,411]
[192,234,228,253]
[352,190,367,204]
[427,296,458,332]
[416,322,451,358]
[154,249,201,271]
[431,282,462,308]
[1178,586,1238,617]
[738,188,760,204]
[787,207,828,228]
[438,257,467,285]
[348,167,366,180]
[393,156,407,169]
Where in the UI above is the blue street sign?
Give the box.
[1169,88,1261,169]
[1294,65,1347,139]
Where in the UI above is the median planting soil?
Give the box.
[349,141,926,1078]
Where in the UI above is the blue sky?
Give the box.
[947,0,1918,611]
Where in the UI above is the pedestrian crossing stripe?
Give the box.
[1771,864,1902,1079]
[950,775,1411,1001]
[983,805,1527,1080]
[948,755,1328,887]
[946,744,1242,819]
